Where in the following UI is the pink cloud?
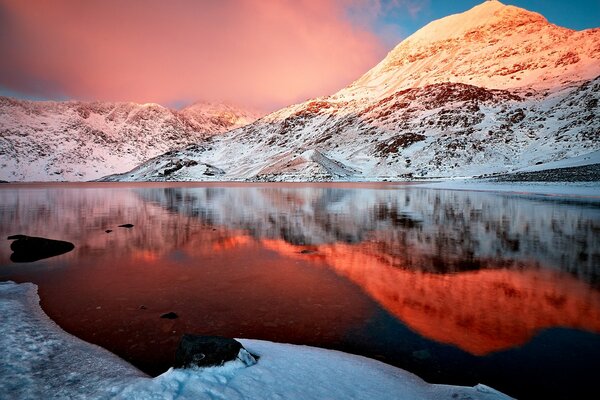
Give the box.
[0,0,389,111]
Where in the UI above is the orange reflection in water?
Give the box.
[211,234,254,252]
[22,230,376,376]
[261,239,600,355]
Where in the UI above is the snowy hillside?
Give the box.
[105,79,599,182]
[105,0,600,182]
[0,98,259,181]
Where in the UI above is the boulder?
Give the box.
[8,235,75,263]
[160,312,178,319]
[118,224,134,228]
[174,335,257,369]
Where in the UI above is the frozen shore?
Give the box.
[0,281,512,400]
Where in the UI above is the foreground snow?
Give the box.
[0,281,512,400]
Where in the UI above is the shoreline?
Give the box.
[0,281,512,400]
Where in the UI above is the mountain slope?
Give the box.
[343,0,600,100]
[105,77,599,181]
[0,98,259,181]
[105,0,600,183]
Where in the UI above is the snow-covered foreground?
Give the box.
[417,180,600,199]
[0,281,512,400]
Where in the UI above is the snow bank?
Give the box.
[0,281,512,400]
[0,281,145,400]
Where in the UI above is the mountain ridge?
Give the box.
[0,97,260,181]
[2,1,599,182]
[91,1,600,182]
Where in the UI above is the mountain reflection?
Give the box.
[261,239,600,355]
[134,185,600,354]
[138,186,599,280]
[1,183,599,358]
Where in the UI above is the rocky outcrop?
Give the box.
[173,335,257,368]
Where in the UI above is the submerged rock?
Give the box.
[118,224,134,228]
[412,349,431,361]
[105,229,112,233]
[7,235,75,263]
[160,312,178,319]
[174,335,257,369]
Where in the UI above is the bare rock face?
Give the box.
[8,235,75,262]
[173,335,257,369]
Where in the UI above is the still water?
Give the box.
[1,182,599,399]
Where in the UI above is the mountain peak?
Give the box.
[180,101,261,132]
[404,0,544,44]
[340,1,599,100]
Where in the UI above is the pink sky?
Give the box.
[0,0,403,111]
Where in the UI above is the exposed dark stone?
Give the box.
[118,224,134,228]
[490,163,600,182]
[160,312,178,319]
[105,230,113,233]
[374,132,426,156]
[139,305,147,310]
[8,235,75,263]
[174,335,257,369]
[7,234,27,240]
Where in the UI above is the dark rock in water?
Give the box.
[174,335,257,369]
[7,235,75,263]
[139,305,147,310]
[7,234,28,240]
[118,224,134,228]
[300,249,316,254]
[160,312,178,319]
[105,230,112,233]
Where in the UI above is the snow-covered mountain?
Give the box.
[104,0,600,182]
[344,0,600,99]
[0,98,259,181]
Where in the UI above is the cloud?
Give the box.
[0,0,395,111]
[343,0,429,49]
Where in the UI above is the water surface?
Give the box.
[1,182,599,400]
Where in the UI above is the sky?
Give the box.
[0,0,598,112]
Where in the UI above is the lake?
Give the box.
[1,182,599,400]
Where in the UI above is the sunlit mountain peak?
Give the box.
[344,0,597,99]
